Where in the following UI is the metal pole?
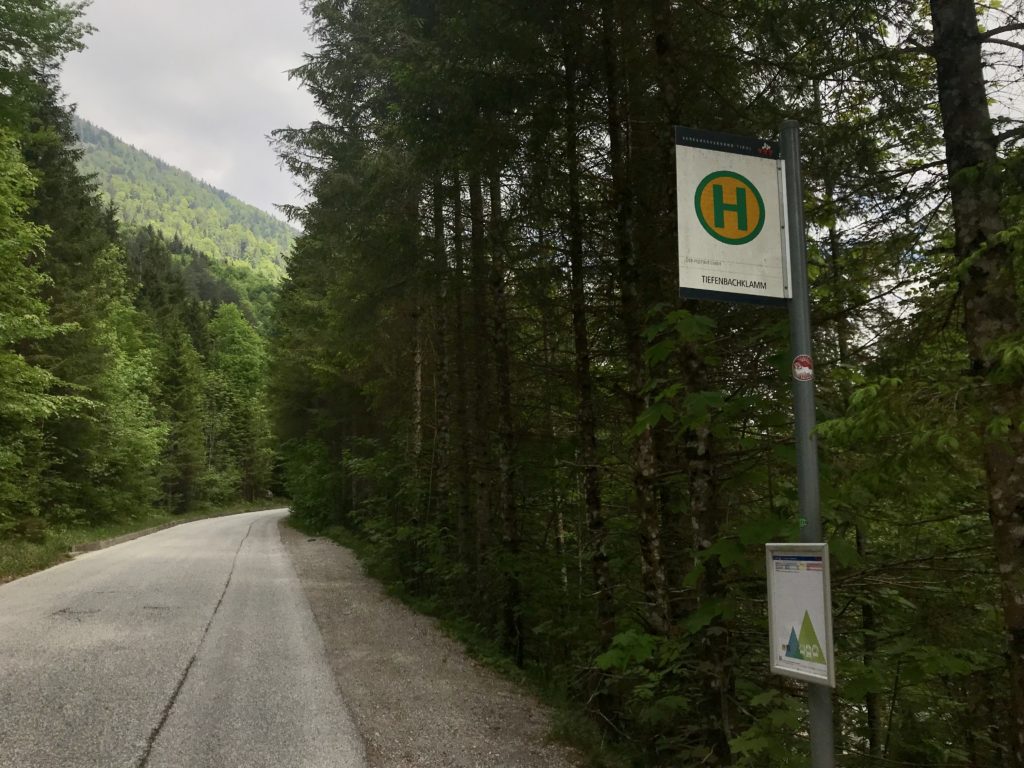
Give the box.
[781,119,835,768]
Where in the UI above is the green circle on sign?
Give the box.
[693,170,766,245]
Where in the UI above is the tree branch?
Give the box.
[982,37,1024,53]
[997,124,1024,144]
[979,21,1024,40]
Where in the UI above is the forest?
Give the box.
[3,0,1024,766]
[0,3,277,562]
[269,0,1024,766]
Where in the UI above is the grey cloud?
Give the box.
[61,0,319,220]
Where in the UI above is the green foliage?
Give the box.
[729,686,805,767]
[268,0,1014,765]
[0,127,61,528]
[0,0,89,129]
[15,85,166,524]
[0,11,279,544]
[158,329,207,512]
[73,117,295,281]
[123,226,276,509]
[204,303,273,501]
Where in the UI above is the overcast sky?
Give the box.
[60,0,320,220]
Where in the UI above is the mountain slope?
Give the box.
[73,117,295,280]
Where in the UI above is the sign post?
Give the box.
[675,121,835,766]
[779,119,835,768]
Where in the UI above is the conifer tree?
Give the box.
[0,129,60,529]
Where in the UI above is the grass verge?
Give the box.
[287,516,636,768]
[0,497,290,584]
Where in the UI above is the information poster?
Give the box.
[765,543,835,687]
[675,126,791,305]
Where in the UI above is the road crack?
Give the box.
[134,519,257,768]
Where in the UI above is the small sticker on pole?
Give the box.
[792,354,813,382]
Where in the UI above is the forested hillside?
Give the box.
[271,1,1024,766]
[0,4,275,551]
[74,117,295,280]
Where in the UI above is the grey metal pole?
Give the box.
[781,119,835,767]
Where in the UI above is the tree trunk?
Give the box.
[564,26,615,645]
[601,0,669,635]
[432,177,452,538]
[930,1,1024,763]
[468,172,493,586]
[451,172,475,573]
[647,0,732,760]
[487,173,524,667]
[856,526,882,758]
[412,304,424,482]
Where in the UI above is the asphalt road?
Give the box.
[0,508,366,768]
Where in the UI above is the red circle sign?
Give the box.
[793,355,814,382]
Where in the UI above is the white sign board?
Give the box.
[766,542,835,687]
[676,127,791,305]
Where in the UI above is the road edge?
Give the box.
[279,520,586,768]
[69,521,183,554]
[70,505,292,555]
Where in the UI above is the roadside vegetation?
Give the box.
[1,498,290,584]
[1,5,280,580]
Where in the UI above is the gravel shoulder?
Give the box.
[279,521,584,768]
